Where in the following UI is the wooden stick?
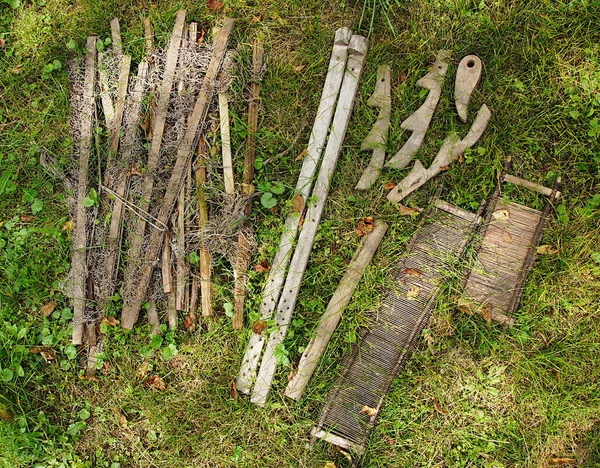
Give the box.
[144,17,154,54]
[147,300,161,335]
[285,220,387,400]
[104,61,149,297]
[175,184,187,311]
[196,136,213,317]
[162,231,173,294]
[503,174,561,198]
[97,52,115,128]
[355,64,391,190]
[121,10,186,323]
[219,92,235,194]
[71,36,96,345]
[107,54,131,166]
[236,28,352,394]
[110,18,123,56]
[121,18,234,329]
[251,35,368,406]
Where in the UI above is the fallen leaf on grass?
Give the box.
[295,148,307,161]
[136,361,149,380]
[127,165,143,177]
[229,379,239,400]
[184,314,195,330]
[398,204,422,216]
[251,14,262,24]
[433,398,447,415]
[439,165,449,171]
[206,0,224,11]
[101,316,119,327]
[254,259,271,273]
[492,209,510,222]
[0,39,5,48]
[324,462,337,468]
[383,182,396,190]
[548,458,576,465]
[359,405,377,417]
[537,244,558,255]
[287,370,297,382]
[145,375,167,391]
[251,320,267,335]
[291,194,305,213]
[30,347,57,364]
[40,300,57,317]
[407,285,421,300]
[20,215,35,223]
[62,220,75,231]
[398,71,407,84]
[293,64,306,74]
[402,268,423,277]
[0,407,13,421]
[356,217,375,237]
[482,304,492,326]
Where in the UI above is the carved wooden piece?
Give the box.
[355,65,391,190]
[285,220,388,400]
[251,35,368,406]
[387,104,491,203]
[385,51,452,170]
[455,55,482,122]
[236,28,352,394]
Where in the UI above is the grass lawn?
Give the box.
[1,0,599,466]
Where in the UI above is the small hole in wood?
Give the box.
[467,60,475,68]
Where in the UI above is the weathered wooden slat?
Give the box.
[219,92,235,195]
[196,135,213,317]
[97,52,115,128]
[121,18,235,329]
[107,54,131,166]
[236,28,352,394]
[251,35,368,406]
[110,18,123,56]
[285,220,388,401]
[71,36,97,345]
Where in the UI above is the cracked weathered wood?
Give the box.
[121,17,234,329]
[236,28,352,395]
[97,52,115,128]
[285,219,387,400]
[251,35,368,406]
[387,104,491,204]
[71,36,96,345]
[385,50,451,170]
[110,18,123,56]
[355,65,391,190]
[455,55,482,123]
[107,54,131,165]
[219,92,235,195]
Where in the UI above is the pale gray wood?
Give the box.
[251,35,368,406]
[110,18,123,56]
[356,65,391,190]
[504,174,561,198]
[285,220,387,400]
[236,27,352,395]
[455,55,482,122]
[71,36,96,345]
[385,51,451,170]
[97,52,115,128]
[219,92,235,194]
[388,104,491,203]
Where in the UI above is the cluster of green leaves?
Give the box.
[257,180,286,209]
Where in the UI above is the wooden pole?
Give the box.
[196,135,212,317]
[285,220,387,400]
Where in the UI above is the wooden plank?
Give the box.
[236,27,352,394]
[504,174,561,198]
[71,36,96,345]
[147,300,161,335]
[196,136,213,317]
[110,18,123,56]
[121,10,186,321]
[144,17,154,54]
[285,220,387,400]
[175,184,187,311]
[97,52,115,128]
[162,231,173,294]
[121,18,235,329]
[219,92,235,194]
[251,35,368,406]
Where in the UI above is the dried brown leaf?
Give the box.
[407,285,421,300]
[398,71,407,84]
[398,204,422,216]
[136,361,149,380]
[359,405,377,417]
[128,165,143,177]
[293,64,306,74]
[145,375,167,391]
[229,379,239,399]
[287,370,297,382]
[101,316,119,327]
[295,148,308,162]
[118,414,128,428]
[548,458,576,465]
[251,14,262,24]
[40,300,57,317]
[492,209,510,222]
[241,183,254,195]
[206,0,224,11]
[433,398,447,415]
[0,407,13,421]
[30,347,57,364]
[537,244,558,255]
[439,165,450,171]
[291,193,305,213]
[356,217,375,237]
[402,268,423,277]
[482,304,492,326]
[383,182,396,190]
[184,314,195,330]
[20,215,35,223]
[324,463,337,468]
[0,38,6,48]
[62,220,74,231]
[251,320,267,335]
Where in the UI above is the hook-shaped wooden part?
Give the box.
[455,55,482,122]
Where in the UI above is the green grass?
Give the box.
[1,0,600,466]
